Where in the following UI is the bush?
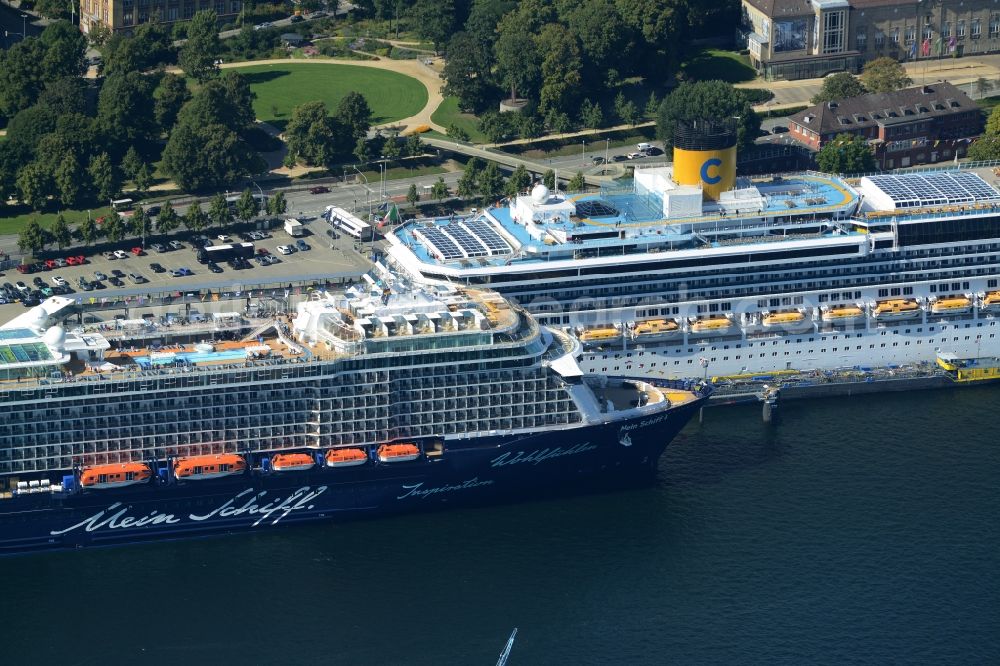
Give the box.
[740,88,775,104]
[243,126,282,152]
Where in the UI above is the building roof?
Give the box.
[743,0,813,17]
[788,82,977,136]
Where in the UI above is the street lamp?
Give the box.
[605,139,610,168]
[581,139,586,166]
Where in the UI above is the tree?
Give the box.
[208,194,233,228]
[337,91,373,141]
[446,124,470,141]
[128,206,150,239]
[537,23,583,117]
[267,191,287,217]
[182,203,208,232]
[406,183,420,208]
[96,71,156,152]
[156,201,180,233]
[54,154,84,209]
[39,76,88,112]
[644,91,660,118]
[494,13,540,103]
[179,10,221,82]
[78,215,98,246]
[860,57,912,94]
[133,163,152,193]
[579,98,604,129]
[383,134,401,164]
[413,0,455,53]
[405,134,424,158]
[354,137,371,166]
[656,80,760,150]
[506,164,531,196]
[811,72,868,104]
[619,99,640,126]
[976,77,995,99]
[154,73,191,133]
[815,133,876,174]
[430,176,450,202]
[16,162,54,211]
[543,169,555,190]
[477,162,504,203]
[518,113,543,139]
[51,213,72,250]
[121,146,144,184]
[18,219,48,255]
[88,152,119,203]
[235,188,259,223]
[103,213,125,243]
[162,120,263,192]
[568,171,586,191]
[285,101,349,166]
[442,31,495,113]
[457,156,483,198]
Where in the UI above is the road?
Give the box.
[0,3,42,49]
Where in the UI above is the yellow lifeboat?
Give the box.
[982,290,1000,313]
[173,454,247,481]
[578,326,621,346]
[80,462,152,489]
[872,298,921,320]
[631,318,680,341]
[378,443,421,463]
[762,310,805,328]
[931,295,972,315]
[689,316,732,334]
[271,453,316,472]
[325,448,368,468]
[822,305,865,324]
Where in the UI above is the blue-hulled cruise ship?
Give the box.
[383,163,1000,380]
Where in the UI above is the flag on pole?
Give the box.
[948,35,957,53]
[921,37,931,56]
[935,36,944,56]
[909,41,917,59]
[379,203,401,228]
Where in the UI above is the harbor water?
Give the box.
[1,386,998,664]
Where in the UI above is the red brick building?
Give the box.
[788,82,983,169]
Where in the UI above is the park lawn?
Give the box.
[356,164,445,182]
[430,96,487,143]
[0,205,112,236]
[235,62,428,131]
[681,48,757,84]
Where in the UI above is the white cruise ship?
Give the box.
[381,165,1000,381]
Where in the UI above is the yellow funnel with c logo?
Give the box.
[672,145,736,200]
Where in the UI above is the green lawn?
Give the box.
[354,164,445,182]
[0,206,112,236]
[978,94,1000,116]
[681,49,757,84]
[430,96,487,143]
[234,63,428,131]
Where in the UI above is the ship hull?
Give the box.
[0,394,705,556]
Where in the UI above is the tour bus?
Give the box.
[111,198,135,212]
[325,206,370,239]
[197,242,255,264]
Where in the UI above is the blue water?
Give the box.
[1,387,998,664]
[134,349,249,366]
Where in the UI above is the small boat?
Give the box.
[173,454,247,481]
[689,316,732,334]
[578,326,621,346]
[982,290,1000,313]
[872,298,921,320]
[378,443,421,463]
[80,462,152,489]
[762,310,805,329]
[931,295,972,315]
[271,452,316,472]
[324,448,368,468]
[631,318,680,342]
[822,304,865,324]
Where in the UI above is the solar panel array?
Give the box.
[867,171,1000,208]
[576,200,620,217]
[417,221,512,261]
[0,328,37,341]
[0,342,53,365]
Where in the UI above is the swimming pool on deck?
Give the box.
[133,349,250,367]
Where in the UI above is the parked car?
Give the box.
[131,247,144,256]
[111,269,125,278]
[217,234,231,243]
[771,125,789,134]
[145,205,161,217]
[151,243,167,253]
[309,185,330,194]
[290,14,304,22]
[208,262,223,274]
[65,256,82,266]
[592,156,606,165]
[32,262,47,272]
[128,273,146,284]
[52,276,67,287]
[150,263,166,273]
[296,239,310,251]
[626,151,644,160]
[169,240,185,250]
[276,245,294,255]
[257,248,270,255]
[612,154,627,162]
[103,251,117,260]
[32,277,46,287]
[15,265,32,274]
[108,276,124,287]
[93,271,108,281]
[15,281,29,293]
[54,258,68,268]
[264,254,280,265]
[113,250,129,259]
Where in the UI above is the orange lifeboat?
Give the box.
[81,462,152,489]
[173,454,247,481]
[271,453,316,472]
[378,443,420,463]
[324,448,368,468]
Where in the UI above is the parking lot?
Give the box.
[0,218,373,321]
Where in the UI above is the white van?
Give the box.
[636,142,652,153]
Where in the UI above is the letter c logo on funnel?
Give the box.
[701,158,723,185]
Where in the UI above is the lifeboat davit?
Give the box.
[689,316,732,334]
[173,454,247,480]
[872,298,921,320]
[378,443,421,463]
[271,453,316,472]
[931,295,972,315]
[822,305,865,324]
[631,318,680,342]
[982,290,1000,313]
[80,462,152,489]
[324,448,368,468]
